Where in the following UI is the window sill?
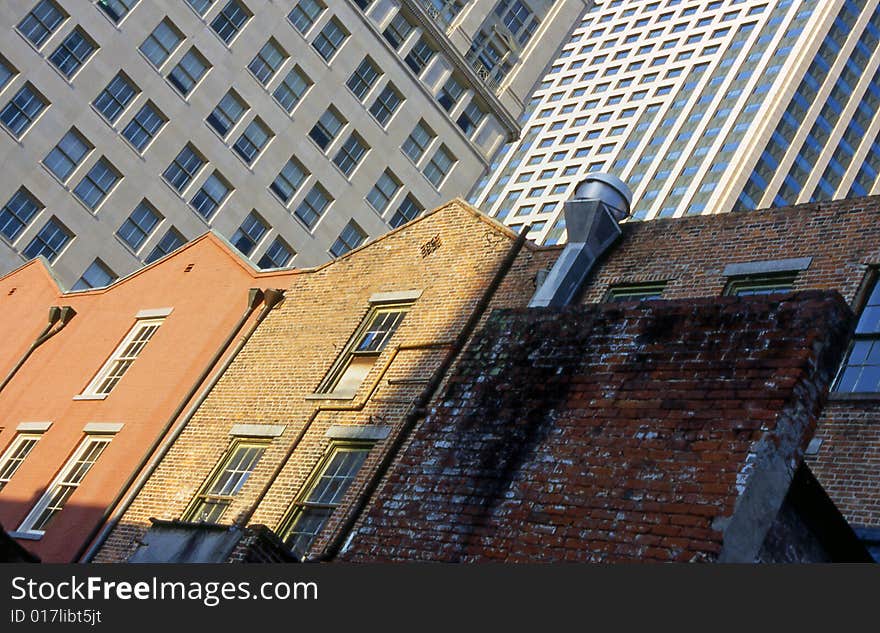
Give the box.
[827,392,880,403]
[73,394,108,401]
[8,531,42,541]
[304,391,356,401]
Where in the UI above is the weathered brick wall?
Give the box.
[95,201,556,563]
[343,292,852,562]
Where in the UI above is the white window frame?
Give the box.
[0,432,43,491]
[16,434,112,537]
[80,317,164,397]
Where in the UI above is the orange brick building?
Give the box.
[0,234,296,562]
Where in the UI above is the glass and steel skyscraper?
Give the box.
[470,0,880,245]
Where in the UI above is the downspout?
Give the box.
[0,305,76,393]
[318,225,532,561]
[75,287,286,563]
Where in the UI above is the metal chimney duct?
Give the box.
[529,173,632,308]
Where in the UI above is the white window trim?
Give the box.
[0,432,44,489]
[16,434,113,538]
[79,317,164,397]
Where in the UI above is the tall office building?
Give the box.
[0,0,585,286]
[471,0,880,245]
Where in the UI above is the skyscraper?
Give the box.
[471,0,880,245]
[0,0,585,286]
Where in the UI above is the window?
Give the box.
[495,0,539,46]
[368,84,402,126]
[457,101,485,135]
[117,201,160,251]
[402,120,434,163]
[366,170,400,213]
[383,12,414,50]
[835,277,880,393]
[83,317,163,395]
[168,48,210,96]
[73,158,120,210]
[49,27,96,78]
[183,440,267,523]
[233,118,272,165]
[17,435,112,535]
[23,217,71,262]
[211,0,250,43]
[248,38,286,85]
[333,133,368,176]
[270,157,308,204]
[0,433,42,491]
[98,0,138,23]
[312,18,348,61]
[0,189,42,243]
[145,227,185,263]
[723,272,797,296]
[139,19,182,68]
[273,66,311,112]
[230,211,267,255]
[186,0,214,16]
[93,73,138,123]
[43,129,91,182]
[295,184,330,229]
[389,194,422,228]
[604,282,666,302]
[278,444,370,558]
[206,90,247,137]
[17,0,65,48]
[1,83,47,137]
[404,37,436,75]
[163,144,205,192]
[437,75,464,111]
[258,237,294,269]
[288,0,324,34]
[121,101,166,151]
[317,301,410,394]
[0,56,14,90]
[347,57,380,100]
[309,107,344,150]
[190,172,231,220]
[329,220,366,257]
[423,145,455,187]
[72,258,116,290]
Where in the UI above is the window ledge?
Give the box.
[304,391,357,401]
[73,393,108,401]
[8,531,42,541]
[827,392,880,403]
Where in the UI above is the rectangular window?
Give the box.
[457,101,485,135]
[233,118,273,165]
[117,200,160,251]
[23,217,71,262]
[312,17,348,61]
[184,440,267,523]
[329,220,366,257]
[0,433,42,492]
[206,90,247,138]
[604,282,666,302]
[139,19,182,68]
[93,73,138,123]
[17,0,65,48]
[230,211,268,256]
[332,133,368,177]
[43,128,91,182]
[389,194,422,228]
[423,145,455,187]
[437,75,464,111]
[0,56,15,90]
[211,0,250,43]
[288,0,324,34]
[402,120,434,163]
[83,317,163,395]
[98,0,138,23]
[723,273,797,296]
[366,170,400,213]
[0,189,42,243]
[270,157,308,204]
[278,444,370,558]
[347,57,381,101]
[121,101,166,151]
[17,435,112,535]
[190,172,231,220]
[404,37,436,75]
[368,84,402,126]
[72,258,116,290]
[383,12,413,50]
[1,83,47,138]
[145,227,185,263]
[48,27,97,77]
[835,277,880,393]
[317,302,410,394]
[163,144,205,192]
[273,66,310,112]
[73,158,120,210]
[248,39,286,85]
[309,107,344,150]
[258,237,294,269]
[167,48,210,96]
[294,184,331,229]
[186,0,214,16]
